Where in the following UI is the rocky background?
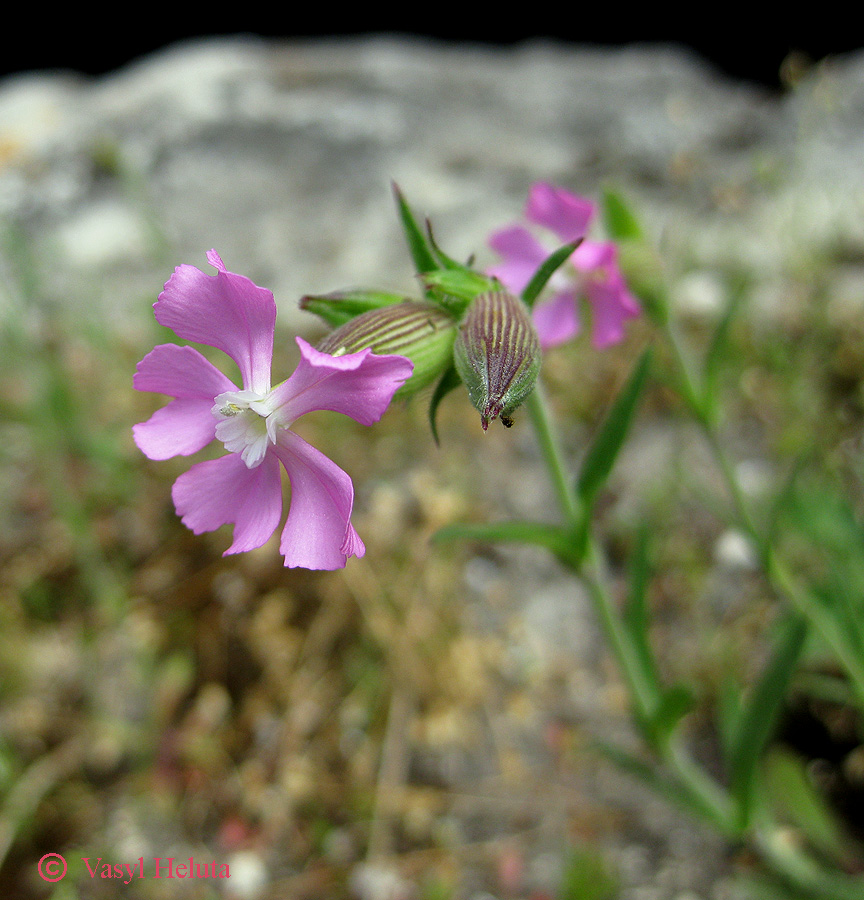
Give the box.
[2,35,864,900]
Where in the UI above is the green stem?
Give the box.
[527,381,736,833]
[526,386,578,523]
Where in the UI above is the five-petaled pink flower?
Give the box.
[133,250,413,570]
[488,182,640,349]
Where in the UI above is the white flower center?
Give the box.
[213,389,277,469]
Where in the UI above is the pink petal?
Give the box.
[572,239,616,272]
[586,270,641,349]
[532,289,581,350]
[133,399,217,459]
[171,451,283,554]
[268,337,413,428]
[272,430,365,570]
[153,250,276,395]
[526,182,594,243]
[487,225,549,294]
[134,344,236,398]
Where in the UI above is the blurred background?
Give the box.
[2,25,864,900]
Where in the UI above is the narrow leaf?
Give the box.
[521,240,582,309]
[765,747,855,866]
[729,612,808,825]
[577,347,652,508]
[624,523,659,692]
[428,365,463,446]
[649,684,697,746]
[392,182,437,277]
[600,187,644,241]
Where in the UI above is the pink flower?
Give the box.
[488,182,640,349]
[133,250,413,570]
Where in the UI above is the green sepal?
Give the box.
[576,347,652,510]
[392,182,438,283]
[299,289,408,329]
[421,269,499,310]
[316,301,458,400]
[428,364,462,446]
[521,240,582,309]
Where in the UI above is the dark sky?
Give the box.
[2,16,860,90]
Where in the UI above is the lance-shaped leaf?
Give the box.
[428,365,463,446]
[299,289,408,329]
[576,347,651,509]
[392,182,437,279]
[521,240,582,309]
[600,187,644,241]
[453,290,542,431]
[727,611,808,828]
[316,300,457,397]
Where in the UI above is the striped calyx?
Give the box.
[316,301,458,396]
[454,290,541,431]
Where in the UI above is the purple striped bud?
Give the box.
[453,290,542,430]
[316,300,457,397]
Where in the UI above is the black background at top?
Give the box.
[2,13,861,91]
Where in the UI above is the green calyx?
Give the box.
[316,300,458,397]
[453,290,542,431]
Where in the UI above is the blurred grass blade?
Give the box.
[728,611,808,826]
[432,520,571,558]
[594,739,731,831]
[600,186,643,241]
[577,347,652,510]
[521,240,581,309]
[559,846,618,900]
[702,283,745,416]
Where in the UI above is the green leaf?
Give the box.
[728,612,808,827]
[521,240,581,309]
[600,186,644,241]
[576,347,652,509]
[624,523,659,693]
[765,747,855,866]
[299,289,408,328]
[427,365,463,446]
[648,684,697,746]
[426,219,471,271]
[392,182,438,278]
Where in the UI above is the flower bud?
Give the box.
[316,300,458,397]
[454,290,541,430]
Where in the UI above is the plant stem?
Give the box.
[527,380,736,833]
[526,385,578,523]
